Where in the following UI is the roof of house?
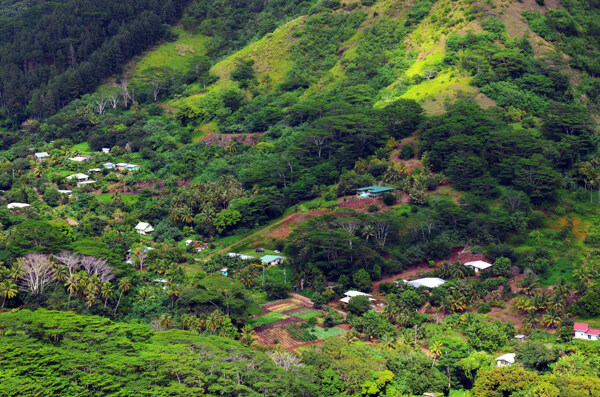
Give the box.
[261,255,284,263]
[344,290,372,297]
[340,296,376,304]
[514,334,527,339]
[103,162,115,167]
[66,173,89,180]
[57,189,72,194]
[88,168,101,172]
[7,202,30,209]
[496,353,516,363]
[588,328,600,336]
[135,222,154,232]
[77,180,96,185]
[221,268,228,272]
[464,260,493,270]
[407,277,446,289]
[35,152,49,158]
[356,186,395,193]
[574,323,590,332]
[69,156,89,162]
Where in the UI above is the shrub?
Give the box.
[368,204,379,212]
[347,295,371,316]
[478,303,491,314]
[400,144,415,160]
[382,193,396,206]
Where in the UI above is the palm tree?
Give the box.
[180,313,195,330]
[362,224,375,243]
[64,275,78,307]
[225,142,237,153]
[159,313,174,329]
[167,287,180,309]
[101,282,114,308]
[541,308,562,328]
[206,310,225,334]
[429,340,443,367]
[0,280,18,309]
[531,292,549,311]
[239,325,256,347]
[114,277,131,315]
[517,272,539,296]
[522,312,539,331]
[137,286,156,302]
[446,291,467,312]
[380,334,396,351]
[85,293,97,308]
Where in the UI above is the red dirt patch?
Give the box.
[372,246,489,298]
[96,179,190,195]
[201,132,263,146]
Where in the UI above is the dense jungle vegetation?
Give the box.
[2,0,600,395]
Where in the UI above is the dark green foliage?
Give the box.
[400,144,415,160]
[382,193,396,206]
[517,342,560,372]
[347,295,371,315]
[353,269,372,292]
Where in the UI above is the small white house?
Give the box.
[340,290,376,304]
[88,168,102,172]
[34,152,49,161]
[57,189,72,196]
[135,222,154,235]
[574,323,600,340]
[260,255,285,265]
[77,180,96,187]
[406,277,446,289]
[7,202,30,210]
[495,353,516,367]
[464,260,493,273]
[228,252,255,260]
[68,156,89,162]
[65,173,89,182]
[103,162,116,169]
[102,148,110,154]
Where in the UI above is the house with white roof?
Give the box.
[574,323,600,340]
[261,255,285,265]
[69,156,90,162]
[34,152,49,161]
[65,173,89,182]
[88,168,102,172]
[496,353,516,367]
[102,148,110,154]
[116,163,140,172]
[77,180,96,187]
[7,202,30,210]
[340,290,376,304]
[406,277,446,289]
[103,162,116,169]
[57,189,72,196]
[135,222,154,235]
[464,260,493,273]
[227,253,256,260]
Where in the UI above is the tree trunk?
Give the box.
[1,296,5,309]
[114,291,123,314]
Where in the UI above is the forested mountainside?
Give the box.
[2,0,600,396]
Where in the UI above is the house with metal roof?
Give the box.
[135,222,154,235]
[574,323,600,340]
[356,186,395,197]
[495,353,516,367]
[34,152,49,161]
[65,173,89,182]
[260,255,284,265]
[406,277,446,289]
[464,260,493,273]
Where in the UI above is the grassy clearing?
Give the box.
[309,326,346,339]
[96,193,138,205]
[290,309,321,319]
[133,27,207,78]
[247,312,288,328]
[449,390,472,397]
[575,315,600,328]
[72,141,92,154]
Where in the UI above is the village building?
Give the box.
[57,189,72,196]
[88,168,102,172]
[65,173,89,182]
[405,277,446,289]
[495,353,516,367]
[261,254,285,265]
[574,323,600,340]
[221,268,229,277]
[228,252,255,260]
[68,156,91,162]
[340,290,376,304]
[135,222,154,235]
[102,148,110,154]
[115,163,140,172]
[7,202,30,210]
[103,162,116,169]
[77,180,96,187]
[34,152,49,161]
[356,186,395,198]
[464,260,493,273]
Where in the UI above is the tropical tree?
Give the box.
[517,272,539,296]
[541,308,562,328]
[64,274,78,307]
[101,282,114,308]
[114,277,131,315]
[239,325,256,347]
[159,313,174,329]
[430,340,443,367]
[0,280,18,309]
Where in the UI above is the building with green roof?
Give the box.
[356,186,395,197]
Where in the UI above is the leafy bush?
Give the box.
[382,193,396,206]
[368,204,379,212]
[477,303,491,314]
[400,144,415,159]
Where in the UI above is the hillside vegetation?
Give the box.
[2,0,600,396]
